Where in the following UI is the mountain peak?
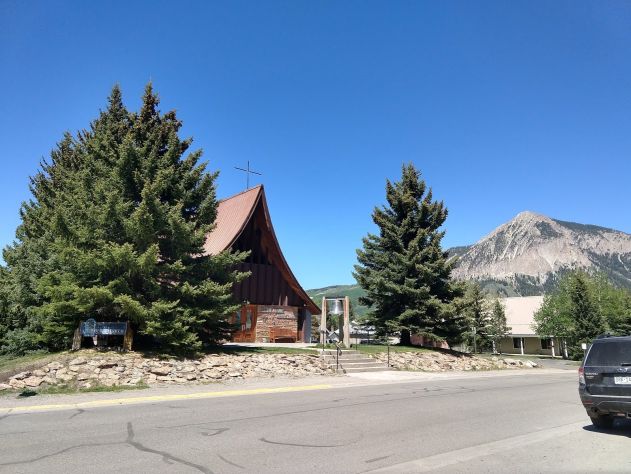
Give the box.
[450,213,631,296]
[513,210,547,221]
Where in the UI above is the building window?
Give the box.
[541,338,551,350]
[246,310,252,329]
[513,338,522,349]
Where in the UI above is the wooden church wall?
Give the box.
[233,262,303,307]
[230,205,304,307]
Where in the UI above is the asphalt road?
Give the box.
[0,372,629,473]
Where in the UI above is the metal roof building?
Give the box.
[204,185,318,343]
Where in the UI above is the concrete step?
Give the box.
[320,351,366,357]
[319,349,392,373]
[334,360,383,366]
[321,356,374,363]
[343,366,392,373]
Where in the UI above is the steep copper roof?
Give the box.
[204,185,319,314]
[203,186,261,255]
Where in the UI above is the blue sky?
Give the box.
[1,1,631,289]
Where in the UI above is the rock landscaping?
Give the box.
[0,350,334,391]
[0,349,542,393]
[372,351,539,371]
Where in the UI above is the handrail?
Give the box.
[335,342,343,371]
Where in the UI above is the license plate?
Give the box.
[614,376,631,384]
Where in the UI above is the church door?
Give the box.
[233,305,257,342]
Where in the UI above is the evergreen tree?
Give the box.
[591,274,631,336]
[488,298,510,354]
[533,275,575,358]
[534,271,612,359]
[463,282,491,352]
[353,163,464,346]
[570,272,605,356]
[1,84,247,354]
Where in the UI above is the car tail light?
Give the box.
[579,367,586,385]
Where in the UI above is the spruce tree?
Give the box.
[488,298,510,354]
[353,163,464,346]
[570,272,605,355]
[463,282,491,352]
[1,84,247,354]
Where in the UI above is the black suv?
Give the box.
[579,335,631,428]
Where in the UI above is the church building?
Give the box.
[204,185,319,343]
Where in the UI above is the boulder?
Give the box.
[0,383,11,391]
[98,361,117,369]
[12,371,31,380]
[9,379,25,389]
[150,366,171,376]
[69,357,87,366]
[22,376,43,387]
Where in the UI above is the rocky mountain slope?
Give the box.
[450,211,631,296]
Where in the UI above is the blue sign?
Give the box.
[80,320,127,337]
[97,322,127,336]
[81,319,97,337]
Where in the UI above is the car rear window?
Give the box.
[585,340,631,366]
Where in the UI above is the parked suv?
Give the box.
[579,335,631,428]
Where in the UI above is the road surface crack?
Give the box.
[126,422,213,474]
[69,409,86,420]
[0,441,120,467]
[218,454,245,469]
[0,409,13,422]
[259,436,353,448]
[201,428,229,437]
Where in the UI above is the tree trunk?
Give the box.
[400,329,411,346]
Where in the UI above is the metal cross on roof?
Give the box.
[234,161,262,190]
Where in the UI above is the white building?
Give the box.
[498,296,564,356]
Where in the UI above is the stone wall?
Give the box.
[372,351,539,371]
[0,350,333,391]
[255,305,298,342]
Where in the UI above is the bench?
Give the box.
[269,327,298,343]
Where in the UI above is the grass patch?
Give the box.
[0,351,69,381]
[355,344,433,355]
[134,345,319,360]
[18,388,38,398]
[12,382,150,397]
[210,346,318,356]
[476,353,557,361]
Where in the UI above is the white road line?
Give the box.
[369,421,586,473]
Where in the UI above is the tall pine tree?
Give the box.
[1,84,247,354]
[462,282,491,352]
[488,298,510,354]
[353,163,465,346]
[570,272,605,356]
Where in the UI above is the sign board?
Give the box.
[97,322,127,336]
[80,319,97,337]
[80,320,127,337]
